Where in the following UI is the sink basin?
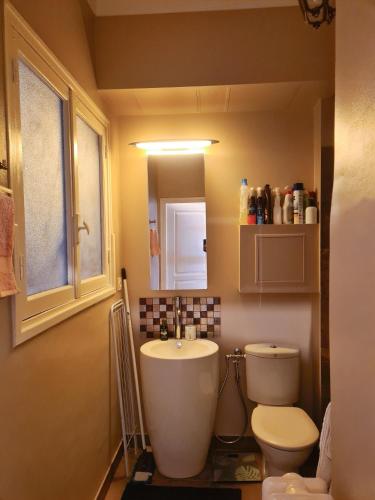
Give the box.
[140,339,219,478]
[141,338,218,360]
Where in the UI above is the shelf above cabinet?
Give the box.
[239,224,319,293]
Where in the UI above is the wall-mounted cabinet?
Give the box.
[239,225,319,293]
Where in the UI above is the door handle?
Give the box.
[78,220,90,236]
[75,214,90,244]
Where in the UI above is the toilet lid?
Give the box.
[251,406,319,451]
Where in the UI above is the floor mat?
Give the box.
[122,484,241,499]
[212,451,264,482]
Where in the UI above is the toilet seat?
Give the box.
[252,405,319,451]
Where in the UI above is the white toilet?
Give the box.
[245,343,319,476]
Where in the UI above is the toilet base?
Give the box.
[266,463,298,477]
[255,437,313,477]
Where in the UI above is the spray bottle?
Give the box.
[273,187,282,225]
[264,184,273,224]
[247,187,257,224]
[256,186,264,224]
[283,186,293,224]
[239,178,249,225]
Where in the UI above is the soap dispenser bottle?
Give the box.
[160,319,168,341]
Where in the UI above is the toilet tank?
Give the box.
[245,344,300,405]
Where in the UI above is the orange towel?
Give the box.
[0,193,18,297]
[150,228,160,257]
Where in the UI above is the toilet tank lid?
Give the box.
[245,343,299,359]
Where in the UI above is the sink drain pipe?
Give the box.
[215,348,248,445]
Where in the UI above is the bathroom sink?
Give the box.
[140,338,218,360]
[140,338,219,478]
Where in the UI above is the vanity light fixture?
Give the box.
[130,139,218,156]
[298,0,335,29]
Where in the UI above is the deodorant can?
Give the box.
[293,183,304,224]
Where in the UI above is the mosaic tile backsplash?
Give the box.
[139,297,221,338]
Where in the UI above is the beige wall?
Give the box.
[94,7,334,89]
[0,2,122,499]
[151,155,205,200]
[118,110,318,434]
[331,1,375,498]
[10,0,101,108]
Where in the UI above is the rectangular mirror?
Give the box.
[147,154,207,290]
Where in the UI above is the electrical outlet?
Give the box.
[117,277,122,291]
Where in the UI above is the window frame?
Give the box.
[73,96,110,297]
[4,3,115,346]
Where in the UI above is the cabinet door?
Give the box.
[239,225,319,293]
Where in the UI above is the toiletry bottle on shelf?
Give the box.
[273,187,282,224]
[256,186,264,224]
[293,182,304,224]
[160,319,168,341]
[305,192,318,224]
[239,178,249,225]
[283,188,293,224]
[264,184,273,224]
[247,187,257,224]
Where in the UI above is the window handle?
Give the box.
[78,220,90,236]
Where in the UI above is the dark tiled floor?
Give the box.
[105,444,263,500]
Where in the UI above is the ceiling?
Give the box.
[99,81,332,117]
[88,0,298,17]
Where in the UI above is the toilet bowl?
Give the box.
[245,344,319,476]
[252,405,319,476]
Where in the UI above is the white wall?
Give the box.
[331,1,375,498]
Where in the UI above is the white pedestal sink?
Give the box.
[140,339,219,478]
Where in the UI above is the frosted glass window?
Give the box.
[76,116,103,280]
[18,61,68,296]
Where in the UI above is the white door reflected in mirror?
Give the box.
[161,200,207,290]
[147,154,207,291]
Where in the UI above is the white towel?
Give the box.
[316,402,332,485]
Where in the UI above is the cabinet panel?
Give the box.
[239,225,319,293]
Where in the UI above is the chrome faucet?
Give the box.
[174,296,182,344]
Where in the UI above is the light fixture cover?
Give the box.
[130,139,218,155]
[298,0,335,28]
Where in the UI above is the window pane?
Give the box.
[76,116,103,280]
[18,61,68,296]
